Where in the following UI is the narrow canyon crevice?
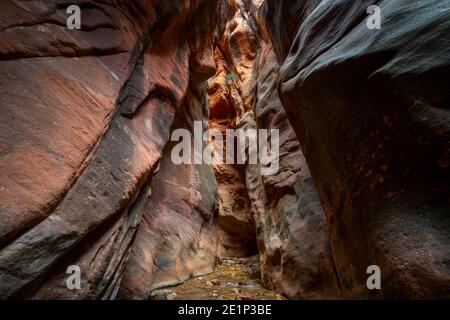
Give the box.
[205,1,341,299]
[0,0,449,300]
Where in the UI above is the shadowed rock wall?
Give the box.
[247,38,341,299]
[208,0,341,299]
[261,0,450,298]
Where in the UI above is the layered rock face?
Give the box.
[261,0,450,298]
[119,72,220,299]
[0,0,231,299]
[208,1,341,299]
[247,39,341,299]
[207,2,259,258]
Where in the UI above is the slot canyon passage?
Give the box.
[0,0,449,300]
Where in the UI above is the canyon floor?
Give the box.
[151,256,285,300]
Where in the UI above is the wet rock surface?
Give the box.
[158,256,285,300]
[246,39,341,299]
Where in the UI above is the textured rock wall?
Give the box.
[0,0,231,299]
[119,71,220,299]
[208,0,341,299]
[247,39,341,299]
[207,2,259,258]
[261,0,450,298]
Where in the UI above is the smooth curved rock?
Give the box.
[0,0,231,299]
[261,0,450,298]
[247,40,341,299]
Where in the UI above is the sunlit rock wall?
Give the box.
[0,0,231,299]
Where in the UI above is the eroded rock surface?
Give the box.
[208,0,341,299]
[0,0,231,299]
[119,70,220,300]
[247,38,341,299]
[261,0,450,298]
[207,2,259,258]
